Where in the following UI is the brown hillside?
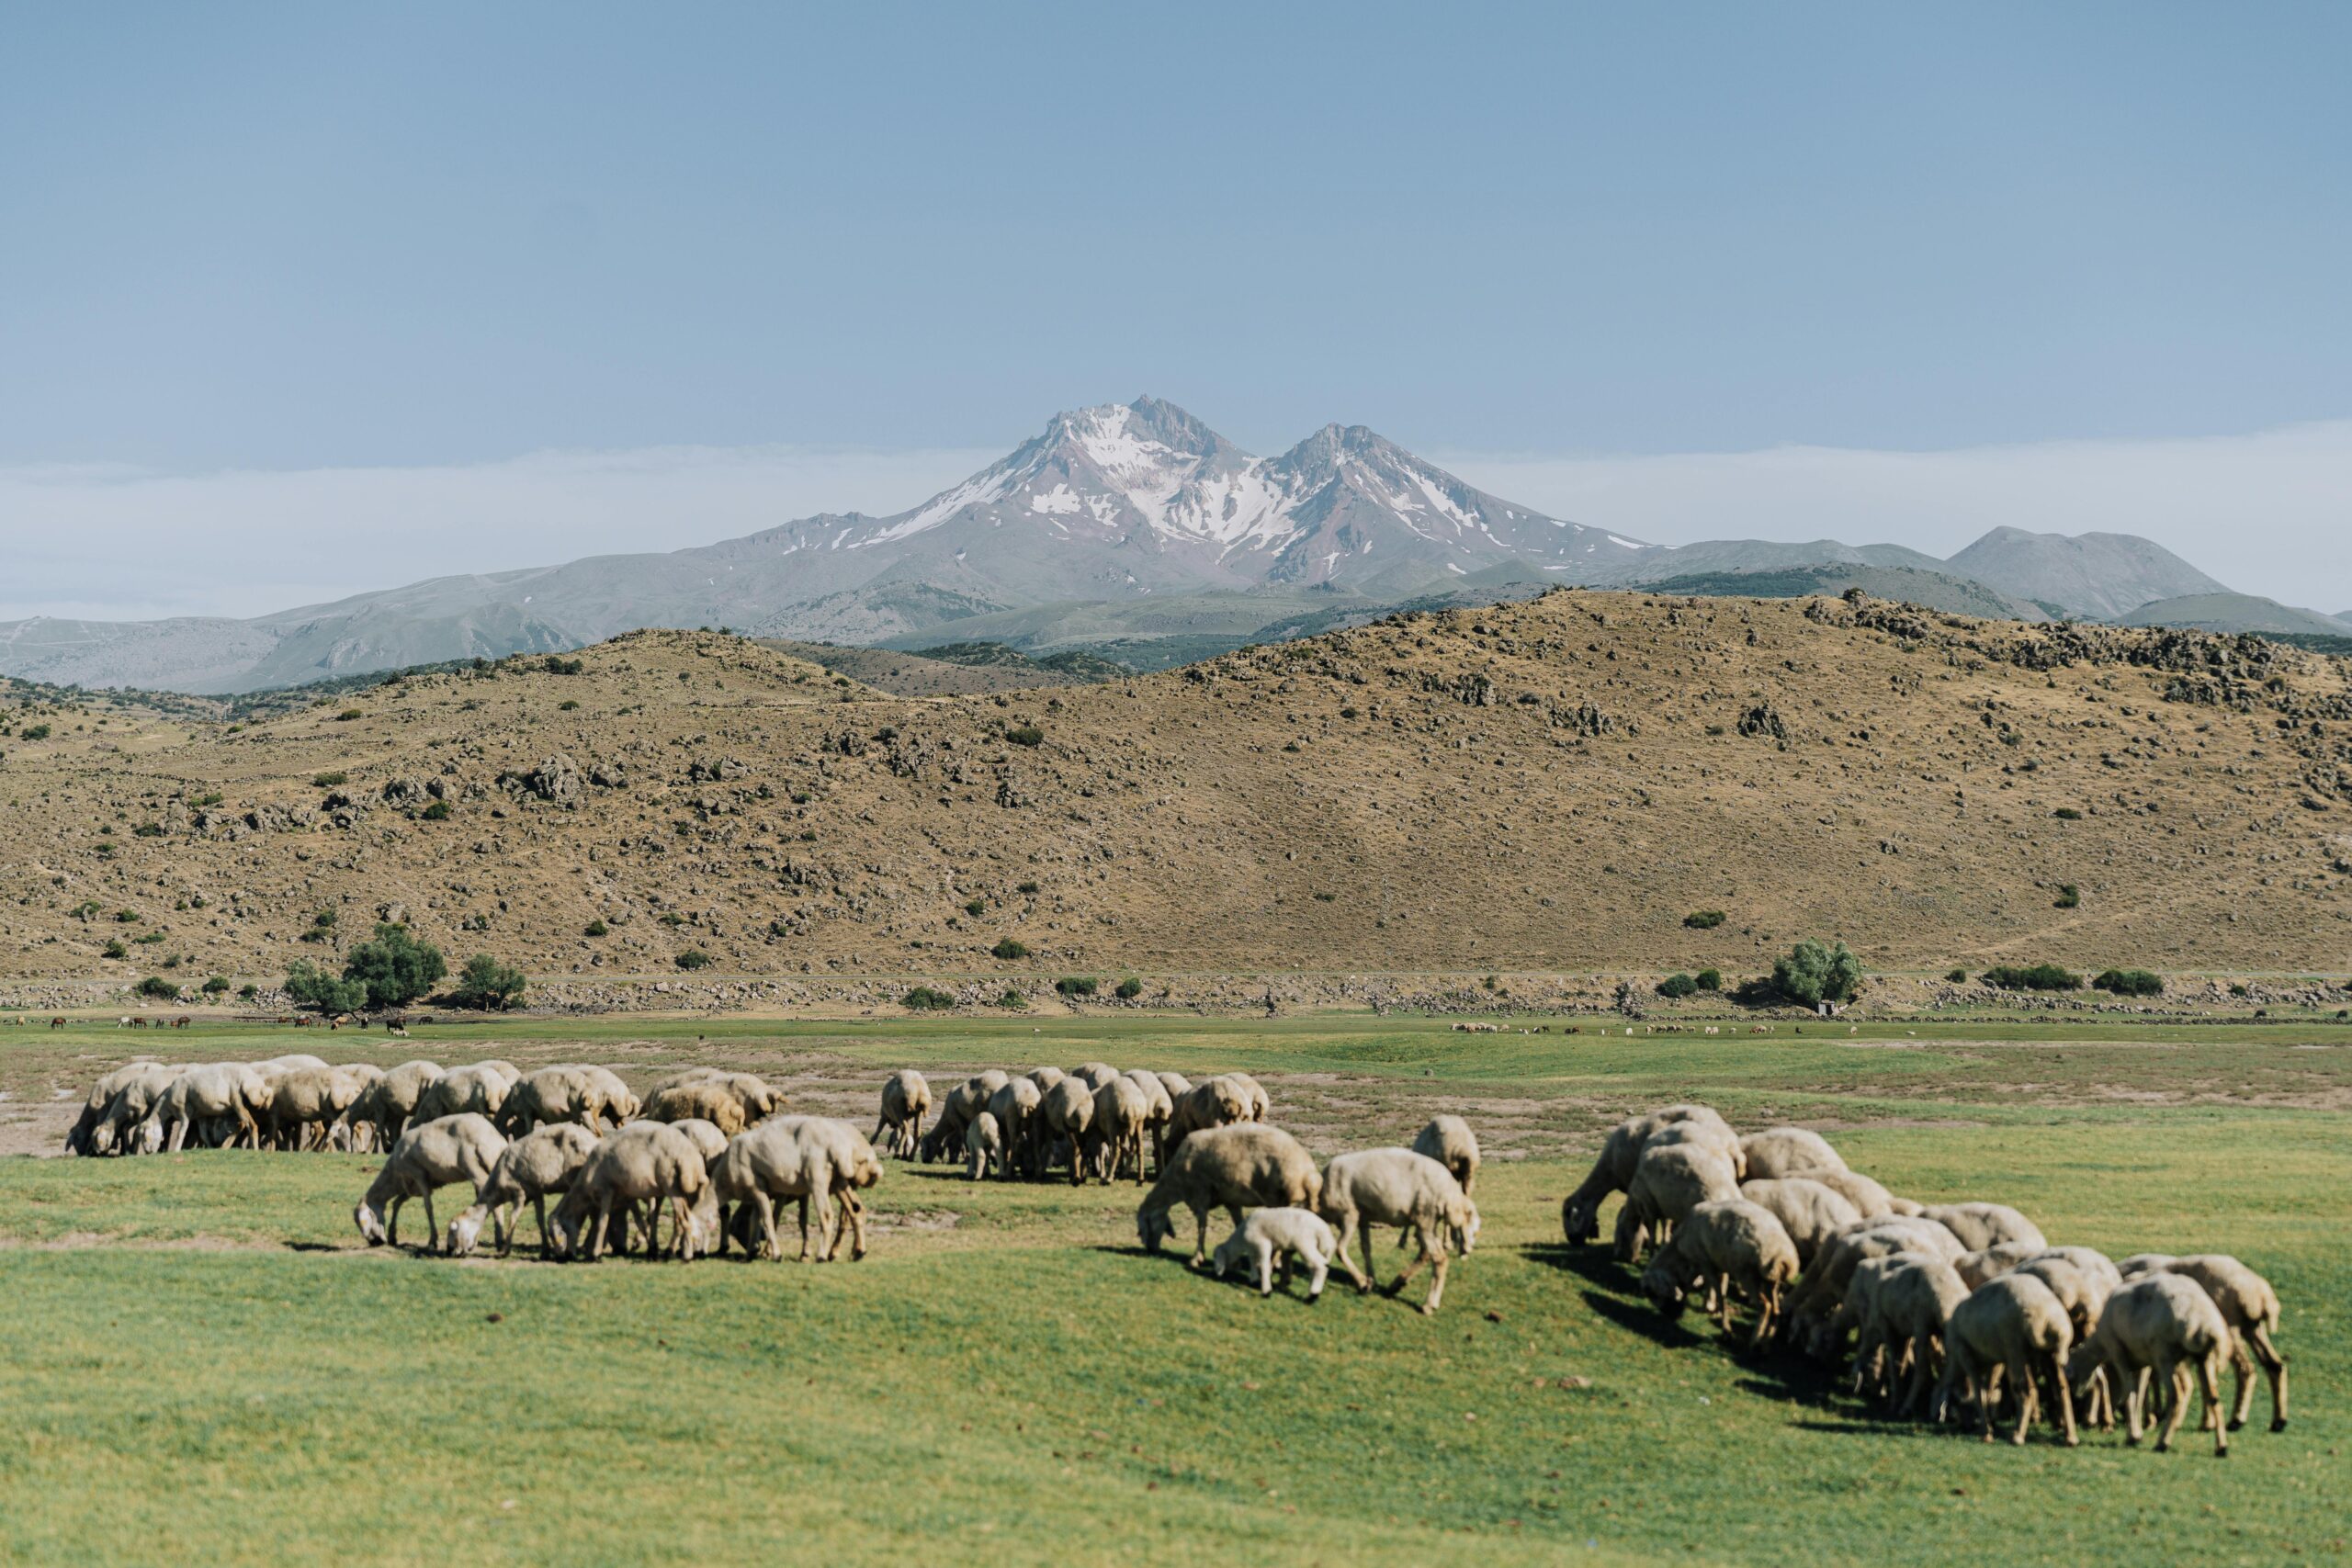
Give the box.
[752,638,1085,696]
[4,594,2349,990]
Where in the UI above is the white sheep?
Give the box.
[1559,1104,1730,1245]
[413,1063,511,1125]
[965,1110,1001,1181]
[359,1059,444,1146]
[1122,1069,1177,1171]
[1935,1272,2079,1447]
[1736,1126,1846,1180]
[1639,1197,1800,1348]
[1954,1242,2043,1290]
[988,1077,1044,1179]
[1851,1253,1970,1416]
[1091,1076,1150,1185]
[1410,1115,1481,1195]
[2118,1255,2288,1432]
[1737,1178,1862,1268]
[1613,1143,1740,1262]
[1211,1206,1340,1301]
[447,1121,600,1257]
[874,1069,932,1158]
[1163,1076,1252,1156]
[2069,1274,2230,1455]
[155,1062,266,1151]
[67,1061,164,1156]
[550,1122,708,1262]
[1918,1202,2046,1254]
[1806,1168,1908,1220]
[1070,1062,1122,1091]
[1645,1118,1747,1181]
[1789,1217,1968,1356]
[1317,1148,1479,1315]
[1136,1123,1322,1267]
[708,1116,872,1262]
[355,1112,506,1252]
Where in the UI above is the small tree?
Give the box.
[991,937,1030,961]
[902,986,956,1011]
[675,948,714,971]
[341,922,447,1010]
[201,976,231,997]
[2092,967,2163,997]
[451,953,527,1010]
[286,959,366,1015]
[1657,973,1700,998]
[1694,968,1723,992]
[134,976,180,1000]
[1771,939,1862,1007]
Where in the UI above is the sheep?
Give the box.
[646,1067,782,1125]
[642,1080,751,1138]
[1154,1070,1193,1099]
[874,1069,932,1158]
[1613,1143,1740,1263]
[1122,1069,1176,1171]
[1802,1168,1903,1220]
[1212,1207,1340,1301]
[1040,1076,1096,1183]
[549,1122,708,1262]
[1318,1148,1479,1315]
[1918,1202,2046,1254]
[708,1116,865,1262]
[794,1118,883,1261]
[965,1110,1001,1181]
[1851,1254,1971,1416]
[1935,1273,2079,1447]
[1736,1127,1846,1180]
[1024,1066,1067,1094]
[355,1112,506,1252]
[1136,1123,1322,1267]
[1091,1076,1150,1185]
[922,1071,1006,1163]
[1955,1242,2043,1290]
[1737,1178,1862,1268]
[1639,1198,1800,1348]
[67,1061,164,1156]
[1789,1218,1968,1356]
[2068,1274,2230,1455]
[322,1064,388,1151]
[987,1077,1044,1179]
[2014,1254,2119,1429]
[1410,1115,1481,1196]
[498,1066,605,1135]
[154,1062,266,1151]
[447,1122,600,1257]
[564,1065,639,1128]
[2118,1255,2288,1432]
[665,1117,731,1165]
[1225,1073,1271,1122]
[1647,1119,1747,1180]
[261,1066,364,1151]
[1559,1104,1731,1244]
[1164,1076,1251,1156]
[413,1064,511,1125]
[1070,1062,1122,1091]
[358,1060,444,1146]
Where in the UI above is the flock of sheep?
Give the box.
[58,1056,2291,1447]
[1562,1103,2290,1455]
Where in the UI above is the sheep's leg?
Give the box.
[2048,1351,2078,1447]
[796,1194,815,1262]
[2249,1325,2287,1431]
[1747,1290,1776,1353]
[750,1192,780,1261]
[2004,1356,2036,1446]
[1304,1245,1327,1303]
[532,1193,553,1258]
[386,1194,405,1247]
[1393,1227,1433,1298]
[420,1189,442,1254]
[1256,1241,1274,1298]
[1419,1252,1448,1316]
[586,1195,613,1262]
[669,1192,695,1259]
[2151,1356,2191,1453]
[1330,1214,1370,1292]
[2198,1353,2227,1457]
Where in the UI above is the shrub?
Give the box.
[1695,968,1722,992]
[558,699,580,711]
[674,949,714,971]
[420,800,451,820]
[450,953,527,1010]
[102,939,128,959]
[2093,967,2164,997]
[1004,726,1044,747]
[134,976,179,1000]
[1115,976,1143,999]
[2053,884,2081,908]
[2229,982,2250,998]
[2054,807,2083,820]
[1983,963,2082,992]
[21,724,50,740]
[1055,976,1098,997]
[991,937,1030,961]
[1771,938,1863,1006]
[201,976,231,996]
[334,708,364,721]
[902,986,956,1011]
[995,987,1027,1010]
[584,919,609,937]
[341,922,447,1009]
[1683,910,1726,930]
[1017,881,1039,895]
[286,960,365,1013]
[132,822,163,838]
[1947,967,1969,983]
[311,771,347,788]
[543,656,585,675]
[237,982,259,1001]
[113,909,141,922]
[1657,973,1699,998]
[963,897,986,917]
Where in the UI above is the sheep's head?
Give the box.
[447,1210,485,1256]
[1640,1257,1691,1317]
[355,1199,389,1247]
[1449,1196,1481,1258]
[1560,1194,1601,1246]
[1136,1205,1176,1254]
[847,1145,883,1189]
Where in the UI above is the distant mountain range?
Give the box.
[0,397,2340,692]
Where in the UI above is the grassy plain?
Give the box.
[0,1011,2346,1564]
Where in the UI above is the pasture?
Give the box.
[1,1010,2346,1564]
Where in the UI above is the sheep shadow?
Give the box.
[1575,1285,1707,1350]
[1521,1242,1627,1287]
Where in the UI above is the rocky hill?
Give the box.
[3,592,2348,994]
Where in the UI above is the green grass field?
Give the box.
[1,1012,2346,1564]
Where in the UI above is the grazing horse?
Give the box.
[171,1016,192,1030]
[51,1017,67,1030]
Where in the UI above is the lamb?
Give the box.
[1735,1126,1845,1181]
[965,1110,1001,1181]
[1136,1123,1322,1267]
[1639,1197,1800,1348]
[1613,1143,1740,1263]
[1164,1076,1252,1156]
[707,1116,865,1262]
[447,1122,600,1257]
[1851,1254,1970,1416]
[1737,1178,1861,1268]
[1318,1147,1479,1315]
[1918,1202,2046,1254]
[549,1122,708,1262]
[987,1077,1044,1179]
[1559,1104,1732,1244]
[2068,1274,2230,1455]
[1121,1069,1176,1170]
[1410,1115,1481,1196]
[355,1112,506,1252]
[1934,1273,2079,1447]
[1040,1076,1097,1183]
[413,1064,512,1124]
[642,1080,751,1138]
[1091,1076,1150,1185]
[874,1069,932,1158]
[1211,1206,1340,1301]
[2118,1255,2288,1432]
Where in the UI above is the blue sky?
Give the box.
[2,3,2347,615]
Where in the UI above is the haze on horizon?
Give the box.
[3,3,2347,620]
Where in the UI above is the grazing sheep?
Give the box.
[360,1060,445,1147]
[1091,1076,1151,1185]
[708,1116,864,1262]
[1790,1218,1969,1356]
[67,1061,163,1156]
[642,1080,750,1138]
[1040,1076,1097,1183]
[2069,1274,2229,1455]
[261,1066,364,1151]
[1318,1147,1479,1315]
[549,1122,708,1262]
[1919,1202,2046,1254]
[498,1066,605,1135]
[91,1063,180,1156]
[413,1064,512,1125]
[1122,1069,1176,1171]
[1154,1070,1193,1099]
[1647,1118,1747,1180]
[987,1077,1044,1179]
[355,1113,506,1251]
[1736,1127,1847,1180]
[1852,1254,1971,1416]
[665,1117,731,1164]
[1806,1168,1906,1221]
[1212,1207,1340,1301]
[448,1122,600,1257]
[322,1064,387,1151]
[1410,1115,1481,1196]
[1024,1066,1067,1094]
[1737,1178,1862,1268]
[1136,1123,1322,1267]
[2118,1255,2288,1432]
[645,1067,781,1125]
[155,1063,266,1151]
[922,1071,1007,1163]
[965,1110,1001,1181]
[1640,1197,1800,1348]
[1070,1062,1121,1091]
[568,1065,639,1128]
[1955,1242,2044,1291]
[795,1118,883,1261]
[1225,1073,1271,1122]
[1613,1143,1740,1263]
[874,1069,932,1158]
[1559,1104,1731,1244]
[1164,1076,1252,1156]
[1935,1273,2079,1447]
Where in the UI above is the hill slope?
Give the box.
[4,594,2348,989]
[2117,593,2352,637]
[1945,526,2229,620]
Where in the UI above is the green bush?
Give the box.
[991,937,1030,961]
[1947,967,1969,983]
[584,919,609,937]
[2092,967,2164,997]
[1683,910,1727,930]
[902,986,956,1011]
[674,949,714,971]
[1115,976,1144,1000]
[450,953,527,1010]
[101,939,127,960]
[133,976,179,1000]
[1055,976,1098,997]
[21,724,50,741]
[202,976,231,996]
[1657,973,1699,998]
[285,959,366,1015]
[237,982,259,1001]
[1004,726,1044,747]
[311,771,347,788]
[995,988,1027,1010]
[2053,884,2080,908]
[334,708,364,722]
[1695,968,1722,992]
[2053,807,2083,820]
[342,923,447,1010]
[420,800,451,820]
[963,897,986,917]
[1983,963,2082,992]
[1017,881,1039,895]
[1771,939,1863,1006]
